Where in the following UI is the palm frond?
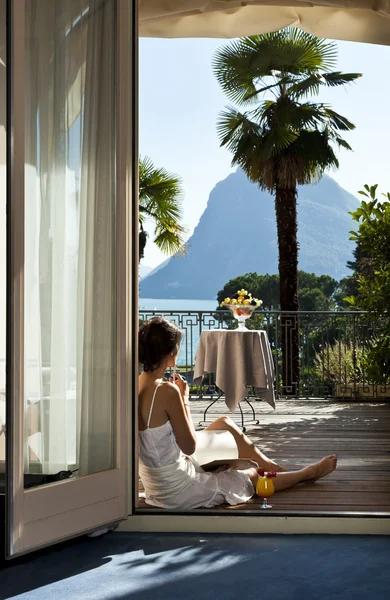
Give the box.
[334,136,353,151]
[213,28,340,106]
[153,223,187,256]
[139,156,187,257]
[212,39,260,106]
[139,157,183,202]
[242,78,292,103]
[320,71,362,86]
[217,107,260,154]
[323,108,356,132]
[287,74,321,99]
[141,196,183,226]
[261,126,299,156]
[257,99,327,130]
[285,28,338,72]
[289,71,361,99]
[217,107,247,147]
[288,129,340,172]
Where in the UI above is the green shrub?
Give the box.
[361,335,390,384]
[314,340,365,384]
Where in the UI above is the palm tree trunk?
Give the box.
[274,186,300,396]
[139,229,147,262]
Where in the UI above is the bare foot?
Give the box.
[305,454,337,482]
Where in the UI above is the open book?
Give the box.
[201,458,257,472]
[194,430,256,472]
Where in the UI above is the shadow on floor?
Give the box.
[1,532,390,600]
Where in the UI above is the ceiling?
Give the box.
[139,1,390,45]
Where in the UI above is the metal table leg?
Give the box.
[198,388,224,427]
[244,398,260,425]
[198,392,260,431]
[201,397,221,425]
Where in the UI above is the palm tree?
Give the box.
[213,28,361,395]
[139,156,187,261]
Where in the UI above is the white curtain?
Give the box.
[24,0,116,477]
[77,0,116,476]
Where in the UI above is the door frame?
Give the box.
[5,0,136,557]
[127,14,390,537]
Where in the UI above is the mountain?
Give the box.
[140,170,359,300]
[139,264,153,279]
[144,258,170,279]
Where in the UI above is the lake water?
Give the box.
[138,298,220,367]
[139,298,217,311]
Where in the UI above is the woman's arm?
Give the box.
[164,382,196,456]
[170,375,196,438]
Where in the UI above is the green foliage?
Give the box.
[336,189,389,310]
[217,270,338,312]
[347,184,390,315]
[362,336,390,385]
[333,275,359,310]
[346,240,372,276]
[298,273,338,298]
[298,287,332,311]
[344,185,390,383]
[213,29,360,193]
[314,335,390,386]
[217,272,280,310]
[314,340,365,384]
[139,156,187,259]
[322,244,371,310]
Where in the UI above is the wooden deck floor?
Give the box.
[137,398,390,515]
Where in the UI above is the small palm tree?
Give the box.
[139,156,187,261]
[213,28,361,394]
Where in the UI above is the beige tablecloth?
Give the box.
[193,330,275,413]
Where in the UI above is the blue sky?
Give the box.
[139,36,390,268]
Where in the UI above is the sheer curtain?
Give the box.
[77,0,116,476]
[24,0,116,478]
[0,0,6,472]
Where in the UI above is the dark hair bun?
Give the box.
[139,317,182,372]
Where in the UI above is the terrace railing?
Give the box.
[138,309,390,400]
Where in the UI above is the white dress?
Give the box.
[139,383,254,510]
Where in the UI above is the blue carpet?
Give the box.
[0,532,389,599]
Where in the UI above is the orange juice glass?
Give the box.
[256,476,275,509]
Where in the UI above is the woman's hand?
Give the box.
[169,373,189,401]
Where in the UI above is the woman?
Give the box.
[138,317,337,510]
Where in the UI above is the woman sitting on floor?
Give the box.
[138,317,337,510]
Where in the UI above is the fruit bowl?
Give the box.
[225,304,257,330]
[220,289,262,331]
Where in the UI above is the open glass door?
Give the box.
[6,0,135,557]
[0,0,6,559]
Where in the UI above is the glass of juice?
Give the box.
[256,471,276,509]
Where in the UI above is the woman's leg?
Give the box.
[243,455,337,492]
[205,416,288,472]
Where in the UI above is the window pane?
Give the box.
[0,0,6,488]
[24,0,116,485]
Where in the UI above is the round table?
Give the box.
[193,329,275,429]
